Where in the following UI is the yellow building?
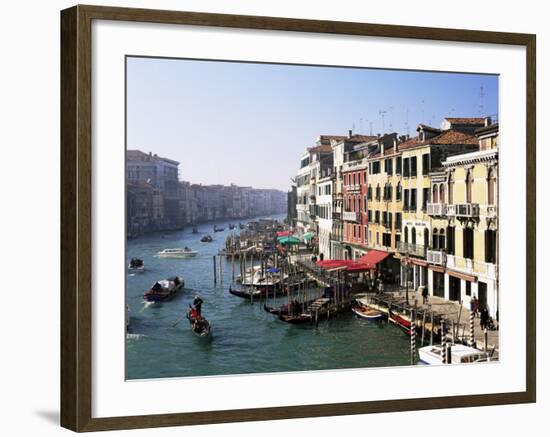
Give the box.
[398,121,481,290]
[435,122,499,318]
[365,133,403,253]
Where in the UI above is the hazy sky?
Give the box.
[126,57,498,191]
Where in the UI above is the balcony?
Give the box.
[332,212,341,220]
[427,203,447,217]
[484,205,497,218]
[397,241,426,258]
[427,249,446,265]
[447,203,480,218]
[342,211,360,222]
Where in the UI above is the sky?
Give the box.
[126,57,498,191]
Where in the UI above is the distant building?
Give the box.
[287,185,298,226]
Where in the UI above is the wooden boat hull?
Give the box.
[352,306,383,320]
[143,279,184,302]
[188,315,212,338]
[388,310,412,332]
[228,287,262,300]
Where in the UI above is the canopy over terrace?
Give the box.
[277,236,301,245]
[357,250,390,269]
[276,230,291,237]
[316,259,371,273]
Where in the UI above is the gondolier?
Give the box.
[193,294,203,315]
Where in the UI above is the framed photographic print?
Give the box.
[60,4,536,432]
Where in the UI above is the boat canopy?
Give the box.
[357,250,390,268]
[266,268,280,273]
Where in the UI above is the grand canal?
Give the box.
[126,215,412,380]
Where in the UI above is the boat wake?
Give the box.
[139,301,156,312]
[126,333,146,340]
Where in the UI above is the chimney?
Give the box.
[485,116,492,126]
[348,129,353,138]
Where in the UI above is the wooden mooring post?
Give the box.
[213,255,217,286]
[440,319,446,364]
[219,255,223,286]
[231,253,235,280]
[410,309,416,365]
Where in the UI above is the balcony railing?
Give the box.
[427,203,447,216]
[342,211,360,222]
[397,241,426,258]
[447,203,480,218]
[427,249,446,265]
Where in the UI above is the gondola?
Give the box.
[263,303,289,316]
[228,224,236,230]
[228,285,263,300]
[128,257,145,272]
[239,223,246,229]
[187,309,212,338]
[200,234,213,243]
[213,225,224,232]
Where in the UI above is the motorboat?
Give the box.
[156,247,197,258]
[418,343,493,365]
[128,257,145,272]
[352,304,383,320]
[143,276,184,302]
[213,225,224,232]
[200,235,213,243]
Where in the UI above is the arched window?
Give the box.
[440,184,446,204]
[432,228,439,249]
[424,228,429,248]
[448,173,454,204]
[404,226,409,243]
[488,167,496,205]
[466,169,474,203]
[432,185,439,203]
[439,228,446,250]
[411,227,416,245]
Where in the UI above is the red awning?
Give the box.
[276,231,291,237]
[357,250,390,269]
[316,259,371,272]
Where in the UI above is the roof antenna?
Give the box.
[479,85,485,116]
[378,109,387,134]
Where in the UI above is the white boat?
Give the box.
[156,247,197,258]
[418,344,493,365]
[352,305,383,320]
[128,257,145,272]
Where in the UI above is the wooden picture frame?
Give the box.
[60,4,536,432]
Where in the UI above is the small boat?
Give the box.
[229,224,236,230]
[187,309,212,338]
[418,344,492,365]
[156,247,197,258]
[352,305,383,320]
[200,235,213,243]
[239,223,246,230]
[228,285,263,300]
[213,225,224,232]
[192,227,199,234]
[388,309,412,332]
[128,257,145,272]
[143,276,184,302]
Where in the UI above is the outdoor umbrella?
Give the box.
[302,232,315,241]
[277,236,301,245]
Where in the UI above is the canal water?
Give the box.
[126,215,413,380]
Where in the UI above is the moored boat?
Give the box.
[418,344,491,365]
[213,225,224,232]
[352,305,383,320]
[228,285,263,300]
[156,247,197,258]
[143,276,184,302]
[388,309,412,332]
[192,227,199,234]
[228,223,236,230]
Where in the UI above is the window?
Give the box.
[424,228,429,249]
[410,188,417,211]
[388,184,393,201]
[466,170,473,203]
[388,212,393,230]
[466,281,471,296]
[382,211,388,227]
[448,173,454,204]
[411,227,416,244]
[411,156,417,177]
[403,158,410,177]
[396,182,402,201]
[422,154,430,175]
[432,229,439,249]
[439,184,446,204]
[404,226,409,243]
[375,184,381,201]
[385,158,393,176]
[422,187,429,211]
[367,185,372,200]
[375,210,380,224]
[432,185,439,203]
[367,210,372,222]
[447,226,455,255]
[396,213,402,230]
[463,227,474,259]
[396,157,402,175]
[485,229,497,263]
[404,189,410,211]
[439,228,445,250]
[488,168,496,205]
